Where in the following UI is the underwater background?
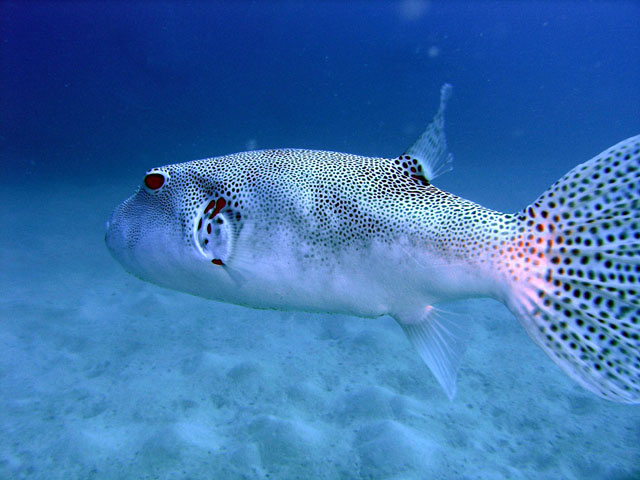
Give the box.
[1,1,639,479]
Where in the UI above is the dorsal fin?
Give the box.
[400,83,453,183]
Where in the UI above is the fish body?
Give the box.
[112,149,506,312]
[106,85,640,403]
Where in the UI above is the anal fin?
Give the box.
[396,305,467,400]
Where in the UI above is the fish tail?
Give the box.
[504,135,640,403]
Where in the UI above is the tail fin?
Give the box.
[505,135,640,403]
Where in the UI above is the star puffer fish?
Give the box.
[105,85,640,403]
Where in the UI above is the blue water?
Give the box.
[1,2,639,479]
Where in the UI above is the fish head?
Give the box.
[105,163,230,291]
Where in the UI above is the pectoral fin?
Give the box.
[194,196,248,286]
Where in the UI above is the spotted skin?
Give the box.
[106,94,639,403]
[505,136,640,403]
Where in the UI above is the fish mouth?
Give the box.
[104,205,120,248]
[104,200,138,268]
[104,206,124,260]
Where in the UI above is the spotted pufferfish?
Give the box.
[106,85,640,403]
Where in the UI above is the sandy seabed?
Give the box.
[1,182,638,480]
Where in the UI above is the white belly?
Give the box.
[176,231,495,319]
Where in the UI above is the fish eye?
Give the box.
[143,170,169,193]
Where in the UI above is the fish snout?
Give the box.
[104,202,136,266]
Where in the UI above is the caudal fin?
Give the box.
[505,135,640,403]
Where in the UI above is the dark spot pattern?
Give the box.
[157,149,514,272]
[128,135,639,403]
[505,136,640,402]
[394,154,430,185]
